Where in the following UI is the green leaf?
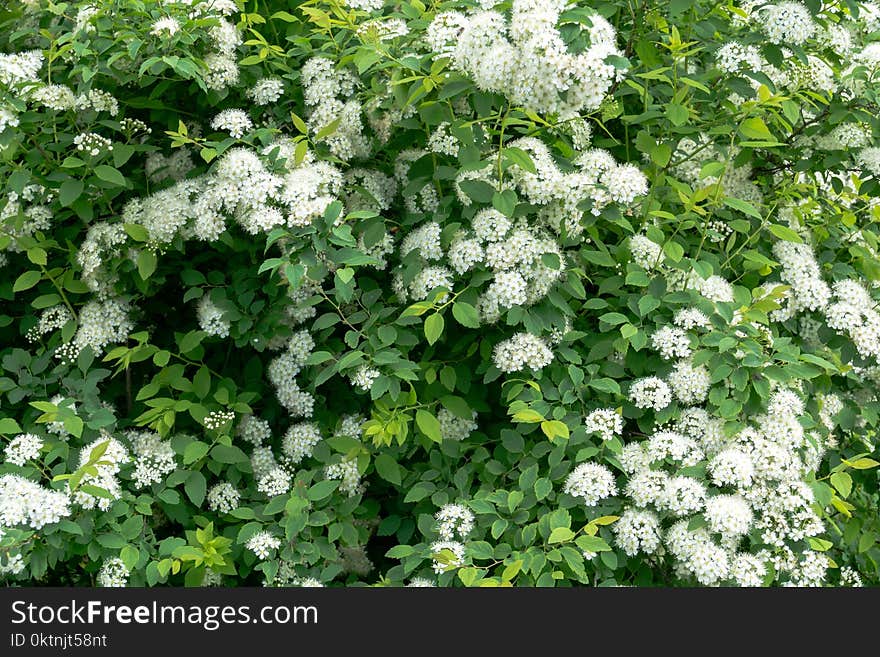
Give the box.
[452,302,480,328]
[13,270,41,293]
[193,366,211,399]
[314,117,341,141]
[540,420,569,441]
[663,240,684,262]
[575,535,612,552]
[845,457,880,470]
[0,418,22,434]
[548,527,575,544]
[424,313,444,345]
[137,250,157,280]
[386,545,414,559]
[94,165,127,187]
[723,197,762,220]
[457,179,495,204]
[830,471,852,498]
[534,478,553,500]
[184,471,206,506]
[183,441,210,465]
[179,330,207,353]
[492,189,517,217]
[768,224,803,243]
[124,223,149,242]
[415,409,442,443]
[210,445,249,464]
[374,454,402,485]
[512,409,544,423]
[666,103,688,127]
[503,146,537,173]
[59,179,84,206]
[27,247,47,266]
[739,117,774,141]
[308,479,341,500]
[96,533,127,549]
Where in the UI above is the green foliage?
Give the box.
[0,0,878,588]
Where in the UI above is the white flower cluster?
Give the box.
[256,465,291,497]
[281,422,322,465]
[247,78,285,105]
[438,409,478,442]
[203,410,235,429]
[73,132,113,156]
[651,326,692,360]
[236,415,271,446]
[128,430,176,488]
[151,16,181,37]
[0,104,18,133]
[583,409,623,442]
[630,235,662,269]
[25,305,72,342]
[207,482,241,513]
[407,577,436,587]
[197,295,230,338]
[246,531,281,559]
[615,385,829,585]
[435,503,475,540]
[492,332,554,373]
[30,84,76,111]
[3,433,43,466]
[268,331,315,416]
[0,49,43,87]
[825,279,880,360]
[95,139,342,251]
[769,241,830,320]
[200,8,243,91]
[325,459,362,497]
[71,437,129,511]
[210,109,253,139]
[72,298,133,357]
[301,57,367,161]
[76,222,128,296]
[563,462,617,506]
[613,509,662,556]
[758,2,816,46]
[349,365,381,392]
[667,361,711,405]
[629,377,672,411]
[74,89,119,116]
[97,557,130,587]
[0,474,70,529]
[427,2,625,116]
[430,540,466,574]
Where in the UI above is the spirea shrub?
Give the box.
[1,0,879,588]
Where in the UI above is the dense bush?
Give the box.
[1,0,879,588]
